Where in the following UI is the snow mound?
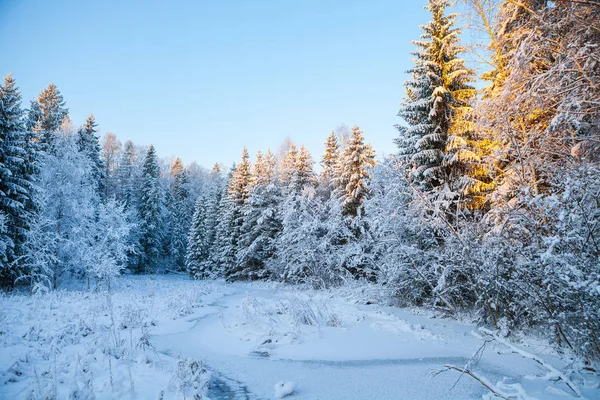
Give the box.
[274,380,296,398]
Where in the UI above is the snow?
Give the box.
[273,381,296,398]
[1,275,598,399]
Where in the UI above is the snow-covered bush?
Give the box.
[170,357,210,399]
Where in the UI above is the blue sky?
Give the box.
[2,0,450,169]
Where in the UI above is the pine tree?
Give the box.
[395,0,477,193]
[334,126,376,218]
[0,74,37,286]
[77,114,106,199]
[137,145,162,273]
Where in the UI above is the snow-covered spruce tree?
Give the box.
[318,131,340,198]
[31,83,69,150]
[279,143,297,188]
[114,140,142,270]
[221,149,253,280]
[291,145,316,193]
[168,158,194,269]
[334,125,375,218]
[212,165,236,276]
[186,193,210,279]
[276,145,338,283]
[233,150,282,280]
[200,163,226,274]
[137,145,162,273]
[0,74,37,286]
[277,186,349,287]
[327,125,376,279]
[396,0,478,199]
[77,114,106,200]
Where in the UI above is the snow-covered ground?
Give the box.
[1,275,598,399]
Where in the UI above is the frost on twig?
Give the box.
[477,327,583,398]
[433,327,586,399]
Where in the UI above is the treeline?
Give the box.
[187,0,600,362]
[1,0,599,362]
[0,79,212,289]
[186,126,375,283]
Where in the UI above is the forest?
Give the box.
[0,0,599,398]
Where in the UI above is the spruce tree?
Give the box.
[334,126,376,218]
[77,114,106,199]
[220,149,252,278]
[320,131,340,192]
[199,178,225,278]
[291,145,316,193]
[203,163,225,265]
[279,143,297,186]
[33,84,69,149]
[233,182,282,280]
[186,193,210,278]
[138,145,162,273]
[232,149,282,280]
[0,74,36,286]
[213,165,237,275]
[252,149,276,186]
[395,0,477,193]
[168,158,193,269]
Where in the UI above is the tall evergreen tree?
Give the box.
[291,145,316,193]
[395,0,477,194]
[0,74,36,286]
[279,143,297,186]
[213,165,237,275]
[168,158,193,269]
[320,131,340,191]
[137,145,162,273]
[204,163,225,265]
[186,193,210,278]
[334,126,376,218]
[77,114,106,199]
[220,149,253,278]
[33,84,69,149]
[231,149,282,280]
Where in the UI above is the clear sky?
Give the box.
[1,0,437,169]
